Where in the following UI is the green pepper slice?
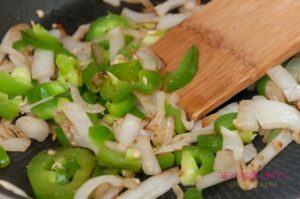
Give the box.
[82,61,105,93]
[96,144,141,172]
[255,76,270,96]
[105,94,136,117]
[26,81,67,104]
[184,188,203,199]
[55,128,71,147]
[86,13,129,41]
[214,112,238,135]
[31,98,59,120]
[27,147,96,199]
[165,101,186,134]
[163,45,199,93]
[157,152,175,170]
[0,146,10,168]
[197,135,223,153]
[89,124,115,147]
[133,70,161,94]
[0,99,19,120]
[0,71,32,95]
[106,60,142,82]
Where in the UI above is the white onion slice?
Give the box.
[108,27,125,62]
[267,65,300,102]
[0,180,30,198]
[157,14,189,30]
[285,58,300,80]
[134,92,156,117]
[31,49,55,83]
[74,176,129,199]
[72,24,90,41]
[0,137,31,152]
[103,0,121,7]
[242,143,257,163]
[116,114,143,147]
[62,102,97,152]
[221,127,244,161]
[214,150,236,172]
[16,116,49,142]
[49,29,64,39]
[172,185,184,199]
[171,129,215,144]
[249,130,292,172]
[135,136,162,175]
[116,170,180,199]
[0,45,30,68]
[0,24,29,63]
[162,117,175,145]
[61,36,91,61]
[234,99,300,132]
[155,0,186,16]
[196,171,236,190]
[136,48,163,71]
[70,86,105,113]
[154,142,189,154]
[0,60,15,73]
[180,109,194,130]
[122,8,160,24]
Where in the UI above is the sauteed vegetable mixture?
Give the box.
[0,0,299,198]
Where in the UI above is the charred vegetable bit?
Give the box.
[27,147,96,199]
[0,146,10,168]
[163,45,199,93]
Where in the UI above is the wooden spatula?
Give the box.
[151,0,300,119]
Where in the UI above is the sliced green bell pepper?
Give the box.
[55,128,71,147]
[96,144,141,172]
[214,112,238,135]
[157,152,175,170]
[105,94,136,117]
[0,71,32,95]
[26,81,67,104]
[31,98,59,120]
[165,101,186,134]
[100,73,133,102]
[163,45,199,93]
[92,164,120,177]
[184,188,203,199]
[89,124,115,147]
[255,76,269,96]
[197,135,223,153]
[86,13,129,41]
[0,146,10,168]
[106,60,142,82]
[56,54,82,86]
[133,70,161,94]
[82,61,105,93]
[27,147,96,199]
[0,99,19,119]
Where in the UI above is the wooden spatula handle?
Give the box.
[152,0,300,119]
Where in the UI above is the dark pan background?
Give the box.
[0,0,299,198]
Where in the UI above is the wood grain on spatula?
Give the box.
[151,0,300,119]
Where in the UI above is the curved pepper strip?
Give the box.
[0,71,32,96]
[0,99,19,120]
[89,124,115,147]
[197,135,223,153]
[105,94,136,117]
[214,112,238,135]
[26,81,67,104]
[31,98,59,120]
[27,147,96,199]
[0,146,10,168]
[106,60,142,82]
[255,76,270,96]
[82,61,105,93]
[86,13,129,41]
[179,146,215,185]
[96,144,141,172]
[100,73,133,102]
[133,70,161,94]
[165,100,186,134]
[163,45,199,93]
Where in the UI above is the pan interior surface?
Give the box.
[0,0,299,198]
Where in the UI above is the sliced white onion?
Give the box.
[171,129,215,144]
[242,143,257,163]
[252,95,267,101]
[115,114,143,147]
[214,150,236,172]
[122,8,160,24]
[249,130,292,172]
[157,14,189,30]
[31,49,55,83]
[48,29,64,39]
[0,137,31,152]
[285,58,300,81]
[74,175,128,199]
[216,102,239,115]
[221,127,244,161]
[135,136,162,175]
[136,48,163,71]
[267,65,300,102]
[0,180,30,198]
[62,102,97,152]
[146,91,167,145]
[235,99,300,132]
[134,92,156,117]
[103,0,121,7]
[180,109,194,130]
[172,185,184,199]
[162,117,175,145]
[61,36,91,61]
[196,171,236,190]
[0,24,29,63]
[70,86,105,113]
[236,162,258,191]
[116,169,180,199]
[15,116,49,142]
[0,45,30,68]
[108,27,125,62]
[154,142,189,154]
[155,0,186,16]
[0,60,15,73]
[72,24,90,41]
[123,29,143,39]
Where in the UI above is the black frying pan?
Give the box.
[0,0,300,198]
